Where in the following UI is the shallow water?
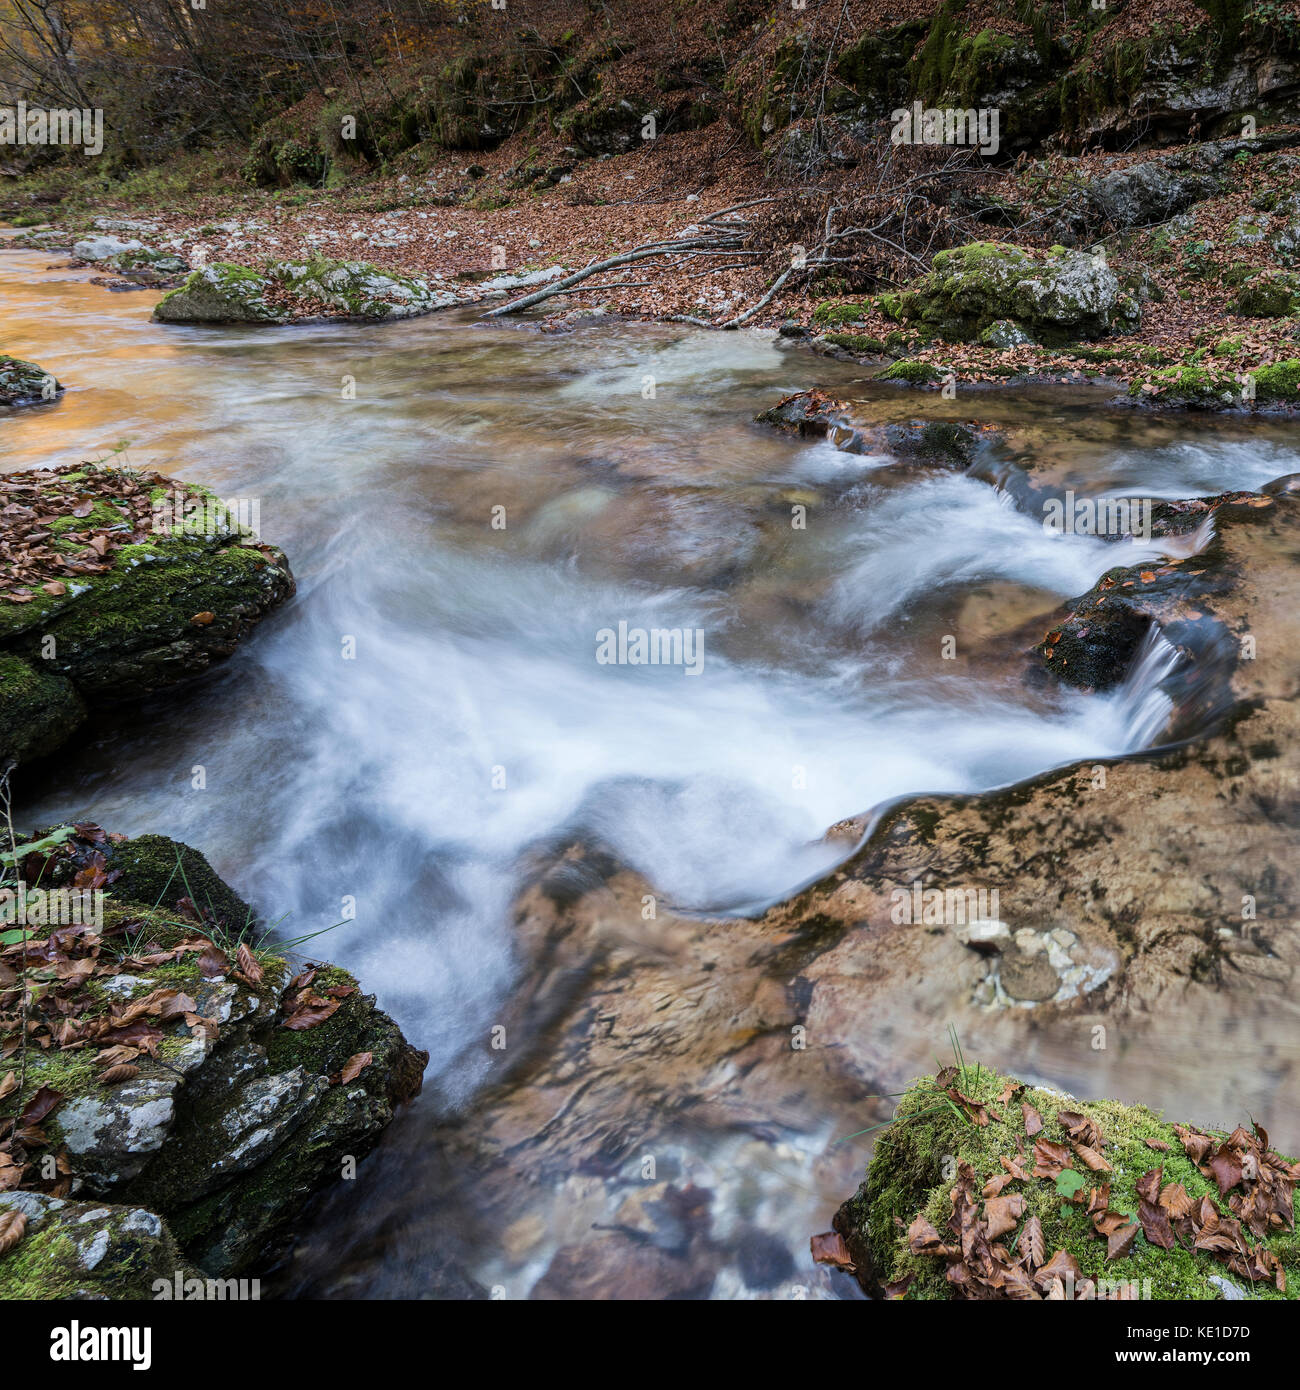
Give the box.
[3,244,1297,1298]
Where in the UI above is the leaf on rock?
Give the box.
[810,1231,855,1270]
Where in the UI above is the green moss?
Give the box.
[850,1069,1299,1300]
[0,654,85,765]
[823,332,889,355]
[1129,364,1243,407]
[104,834,254,931]
[1236,270,1300,317]
[1252,359,1300,403]
[812,300,869,327]
[876,359,946,385]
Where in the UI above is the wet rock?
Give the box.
[1,828,428,1288]
[757,389,990,469]
[531,1234,715,1299]
[0,353,61,407]
[0,461,294,770]
[0,1192,198,1299]
[154,263,287,323]
[422,491,1300,1280]
[998,945,1061,1002]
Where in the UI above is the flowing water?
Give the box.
[3,244,1297,1298]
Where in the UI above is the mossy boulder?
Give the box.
[272,257,460,319]
[1,827,430,1285]
[0,354,61,407]
[1235,269,1300,318]
[1252,358,1300,403]
[875,358,947,385]
[0,463,294,770]
[153,263,288,324]
[0,1192,200,1300]
[890,241,1139,345]
[834,1068,1300,1300]
[155,258,462,325]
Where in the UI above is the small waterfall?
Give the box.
[1111,626,1183,749]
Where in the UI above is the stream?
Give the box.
[3,244,1297,1298]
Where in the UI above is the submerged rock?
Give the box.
[880,241,1139,345]
[0,828,429,1288]
[757,388,991,468]
[0,462,294,770]
[0,353,61,408]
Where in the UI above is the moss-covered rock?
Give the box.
[0,653,85,767]
[0,1192,200,1300]
[0,463,294,770]
[889,241,1139,345]
[0,353,61,408]
[1235,269,1300,317]
[1252,358,1300,403]
[1,828,430,1287]
[155,258,463,325]
[153,263,288,324]
[272,257,461,319]
[835,1067,1300,1300]
[875,358,947,385]
[1129,363,1245,408]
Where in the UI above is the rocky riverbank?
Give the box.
[0,827,428,1296]
[6,0,1300,401]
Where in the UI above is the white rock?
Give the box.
[955,919,1011,947]
[74,234,143,262]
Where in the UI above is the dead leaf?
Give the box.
[810,1231,855,1270]
[339,1050,373,1084]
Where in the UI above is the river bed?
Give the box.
[3,245,1296,1298]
